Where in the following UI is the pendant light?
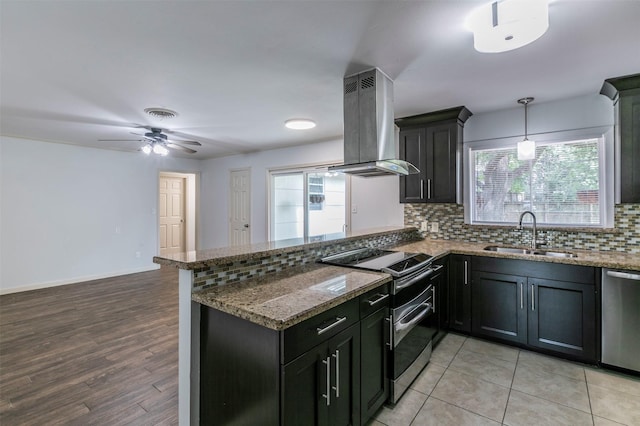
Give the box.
[517,97,536,161]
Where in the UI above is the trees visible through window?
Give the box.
[471,138,602,226]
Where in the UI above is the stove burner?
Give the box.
[320,247,433,277]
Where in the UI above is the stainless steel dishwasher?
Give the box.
[602,268,640,373]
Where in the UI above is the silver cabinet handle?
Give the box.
[317,316,347,335]
[520,282,524,309]
[322,357,330,406]
[427,179,432,199]
[420,179,424,199]
[367,293,389,306]
[386,316,393,348]
[606,270,640,280]
[432,286,436,314]
[332,350,340,398]
[464,260,468,285]
[531,284,535,311]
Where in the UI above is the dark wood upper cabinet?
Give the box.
[397,106,472,204]
[600,74,640,204]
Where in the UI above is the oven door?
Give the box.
[389,284,437,403]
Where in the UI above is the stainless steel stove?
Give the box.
[320,247,442,404]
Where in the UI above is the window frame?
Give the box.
[463,126,615,228]
[267,164,351,241]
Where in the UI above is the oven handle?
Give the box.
[395,302,433,332]
[394,264,442,292]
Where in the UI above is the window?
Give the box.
[270,169,347,240]
[467,130,613,227]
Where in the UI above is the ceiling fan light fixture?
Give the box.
[466,0,549,53]
[153,143,169,156]
[285,118,316,130]
[141,144,152,155]
[144,107,179,120]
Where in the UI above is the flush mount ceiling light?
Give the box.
[284,118,316,130]
[517,97,536,161]
[466,0,549,53]
[144,107,179,120]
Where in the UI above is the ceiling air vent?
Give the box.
[144,107,179,120]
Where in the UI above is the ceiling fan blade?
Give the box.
[166,143,197,154]
[167,139,202,146]
[98,138,144,142]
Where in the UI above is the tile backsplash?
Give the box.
[192,228,421,291]
[404,203,640,254]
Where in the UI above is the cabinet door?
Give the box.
[360,307,390,423]
[619,92,640,203]
[328,324,361,426]
[527,278,597,362]
[282,343,330,426]
[425,122,458,203]
[399,128,427,203]
[449,255,471,333]
[430,266,448,346]
[471,271,527,345]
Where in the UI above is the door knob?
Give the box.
[243,224,250,228]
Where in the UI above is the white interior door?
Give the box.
[229,169,251,246]
[159,176,186,255]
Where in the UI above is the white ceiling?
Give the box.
[1,0,639,159]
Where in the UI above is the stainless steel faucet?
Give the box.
[518,211,539,250]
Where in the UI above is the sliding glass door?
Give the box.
[271,170,347,240]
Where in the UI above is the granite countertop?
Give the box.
[393,239,640,271]
[154,226,413,270]
[192,264,391,330]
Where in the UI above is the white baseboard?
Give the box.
[0,264,162,295]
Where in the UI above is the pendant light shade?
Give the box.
[517,97,536,161]
[467,0,549,53]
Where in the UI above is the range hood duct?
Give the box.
[329,68,419,177]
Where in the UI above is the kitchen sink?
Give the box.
[484,246,578,258]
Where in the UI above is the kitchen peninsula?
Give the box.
[153,226,420,425]
[154,227,640,425]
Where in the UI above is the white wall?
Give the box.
[1,136,404,292]
[0,137,203,293]
[465,93,614,142]
[199,138,404,249]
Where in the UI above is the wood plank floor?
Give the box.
[0,267,179,425]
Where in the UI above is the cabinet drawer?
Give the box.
[359,283,390,319]
[282,298,359,364]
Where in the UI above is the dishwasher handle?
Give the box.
[606,270,640,281]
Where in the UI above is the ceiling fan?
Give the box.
[99,126,202,155]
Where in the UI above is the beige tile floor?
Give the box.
[370,333,640,426]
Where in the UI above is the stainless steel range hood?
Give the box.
[329,68,419,177]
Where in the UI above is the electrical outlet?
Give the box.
[115,226,121,234]
[430,222,439,233]
[420,221,428,232]
[351,205,358,214]
[135,251,141,258]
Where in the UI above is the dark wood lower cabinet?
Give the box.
[282,324,360,426]
[448,255,471,333]
[528,278,596,361]
[200,285,390,426]
[471,271,527,345]
[469,256,599,363]
[360,307,389,423]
